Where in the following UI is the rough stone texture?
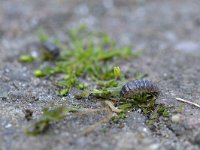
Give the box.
[1,0,200,150]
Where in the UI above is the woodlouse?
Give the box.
[42,41,60,59]
[120,80,160,99]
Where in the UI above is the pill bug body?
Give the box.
[42,41,60,59]
[120,80,160,99]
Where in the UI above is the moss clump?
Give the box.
[34,24,139,94]
[89,85,171,127]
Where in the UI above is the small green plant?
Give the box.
[33,70,46,77]
[26,105,78,136]
[57,89,69,96]
[113,66,121,79]
[33,24,140,94]
[19,55,35,63]
[176,104,184,113]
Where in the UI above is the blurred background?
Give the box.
[1,0,200,58]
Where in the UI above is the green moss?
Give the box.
[89,86,171,126]
[19,55,35,63]
[21,24,140,93]
[146,104,170,128]
[176,104,184,113]
[96,80,119,88]
[78,83,87,90]
[58,89,69,96]
[33,70,46,77]
[37,28,49,43]
[33,24,139,93]
[26,105,78,136]
[111,112,126,123]
[74,90,90,99]
[113,66,121,80]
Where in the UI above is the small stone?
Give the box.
[171,114,182,123]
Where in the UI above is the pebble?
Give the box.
[171,114,182,123]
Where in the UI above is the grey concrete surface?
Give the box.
[1,0,200,150]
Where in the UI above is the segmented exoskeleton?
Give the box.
[120,80,160,99]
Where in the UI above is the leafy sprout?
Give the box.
[113,66,121,80]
